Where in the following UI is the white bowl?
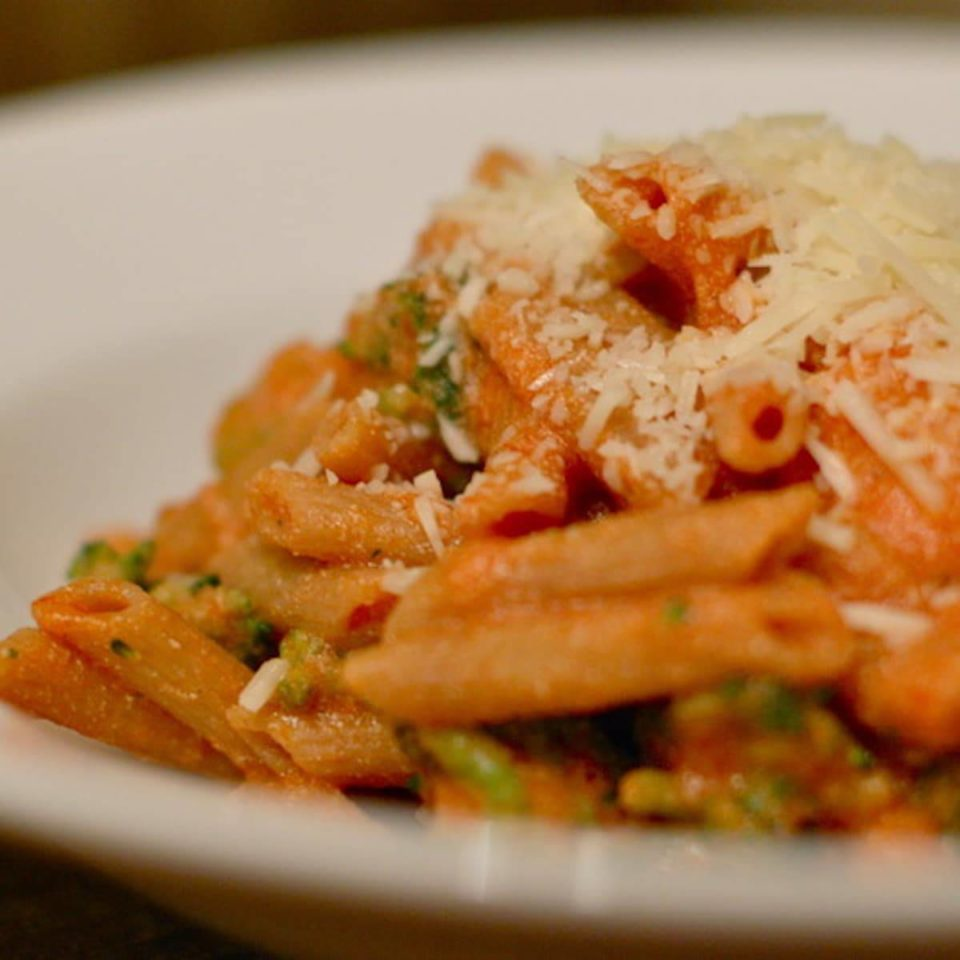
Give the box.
[2,20,960,958]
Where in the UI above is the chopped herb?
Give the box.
[189,573,221,595]
[243,617,276,659]
[120,541,155,587]
[68,541,115,579]
[279,629,324,664]
[277,673,313,709]
[368,332,392,370]
[413,358,461,419]
[377,384,423,421]
[109,638,135,659]
[2,648,19,660]
[663,597,689,625]
[848,745,876,770]
[418,729,527,814]
[370,548,383,560]
[758,684,805,734]
[223,589,254,616]
[396,290,428,330]
[276,629,330,708]
[68,539,154,588]
[405,773,423,794]
[336,339,358,360]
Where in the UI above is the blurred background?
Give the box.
[2,0,960,99]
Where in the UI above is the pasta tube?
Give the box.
[231,702,411,788]
[246,468,455,566]
[0,629,237,778]
[344,573,853,725]
[32,579,295,778]
[706,377,808,474]
[214,538,394,648]
[389,485,818,640]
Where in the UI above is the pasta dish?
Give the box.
[4,116,960,833]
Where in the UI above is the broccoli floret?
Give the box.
[120,541,155,587]
[67,540,154,588]
[395,290,429,330]
[236,616,276,668]
[412,357,462,419]
[189,573,222,595]
[276,630,333,709]
[109,638,136,659]
[417,729,527,814]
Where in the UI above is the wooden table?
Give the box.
[0,839,274,959]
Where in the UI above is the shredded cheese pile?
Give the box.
[416,116,960,515]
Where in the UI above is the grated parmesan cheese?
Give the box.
[512,466,557,497]
[496,267,540,296]
[438,415,480,464]
[433,159,615,298]
[413,496,445,557]
[578,377,629,450]
[356,388,378,412]
[238,659,289,713]
[420,116,960,512]
[833,381,945,513]
[381,566,426,596]
[417,335,454,369]
[839,602,933,647]
[806,435,858,502]
[930,584,960,610]
[807,514,857,554]
[290,447,320,478]
[299,370,336,409]
[898,355,960,385]
[655,204,677,240]
[413,469,443,498]
[456,274,489,318]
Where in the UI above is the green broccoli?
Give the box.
[67,540,155,588]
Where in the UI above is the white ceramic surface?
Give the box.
[2,20,960,958]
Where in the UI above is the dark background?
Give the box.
[2,2,957,957]
[1,0,960,98]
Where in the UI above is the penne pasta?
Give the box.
[577,153,770,329]
[150,483,242,578]
[309,394,444,484]
[221,390,341,508]
[846,604,960,751]
[344,573,853,726]
[389,485,818,640]
[32,579,295,779]
[467,287,716,507]
[231,701,411,788]
[705,375,809,474]
[453,423,571,539]
[246,467,455,566]
[214,342,364,474]
[214,538,394,648]
[10,118,960,833]
[0,629,237,778]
